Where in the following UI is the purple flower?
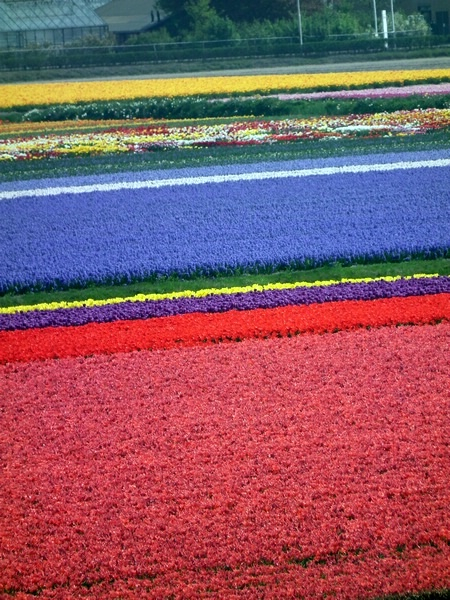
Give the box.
[1,277,449,331]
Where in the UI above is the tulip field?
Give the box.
[1,68,450,599]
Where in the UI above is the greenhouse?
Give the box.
[0,0,109,49]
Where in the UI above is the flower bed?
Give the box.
[1,69,449,600]
[223,82,450,101]
[1,275,448,331]
[1,154,449,294]
[1,68,449,109]
[0,274,440,315]
[1,293,449,363]
[2,109,450,161]
[1,324,449,598]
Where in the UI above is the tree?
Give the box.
[212,0,296,22]
[155,0,239,40]
[385,12,431,35]
[185,0,216,36]
[304,6,366,38]
[157,0,326,24]
[156,0,430,41]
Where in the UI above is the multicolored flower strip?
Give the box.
[0,82,448,136]
[1,68,449,108]
[2,109,450,160]
[1,323,449,597]
[1,275,448,331]
[0,274,440,314]
[1,294,448,363]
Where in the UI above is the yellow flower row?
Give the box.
[1,69,449,109]
[0,274,438,314]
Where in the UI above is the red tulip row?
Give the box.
[1,293,449,363]
[1,323,449,598]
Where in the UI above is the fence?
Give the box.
[0,33,449,71]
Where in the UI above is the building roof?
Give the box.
[96,0,167,33]
[0,0,106,32]
[84,0,110,7]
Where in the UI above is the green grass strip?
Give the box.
[1,258,449,309]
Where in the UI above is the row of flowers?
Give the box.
[1,157,449,293]
[1,275,448,331]
[1,322,449,597]
[1,68,449,109]
[218,82,450,102]
[2,109,450,161]
[1,294,448,363]
[0,82,447,136]
[0,274,439,314]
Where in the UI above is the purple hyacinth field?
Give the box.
[1,153,449,294]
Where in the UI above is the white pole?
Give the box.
[297,0,303,45]
[382,9,388,47]
[372,0,378,37]
[390,0,395,35]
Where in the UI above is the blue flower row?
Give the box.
[1,161,449,293]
